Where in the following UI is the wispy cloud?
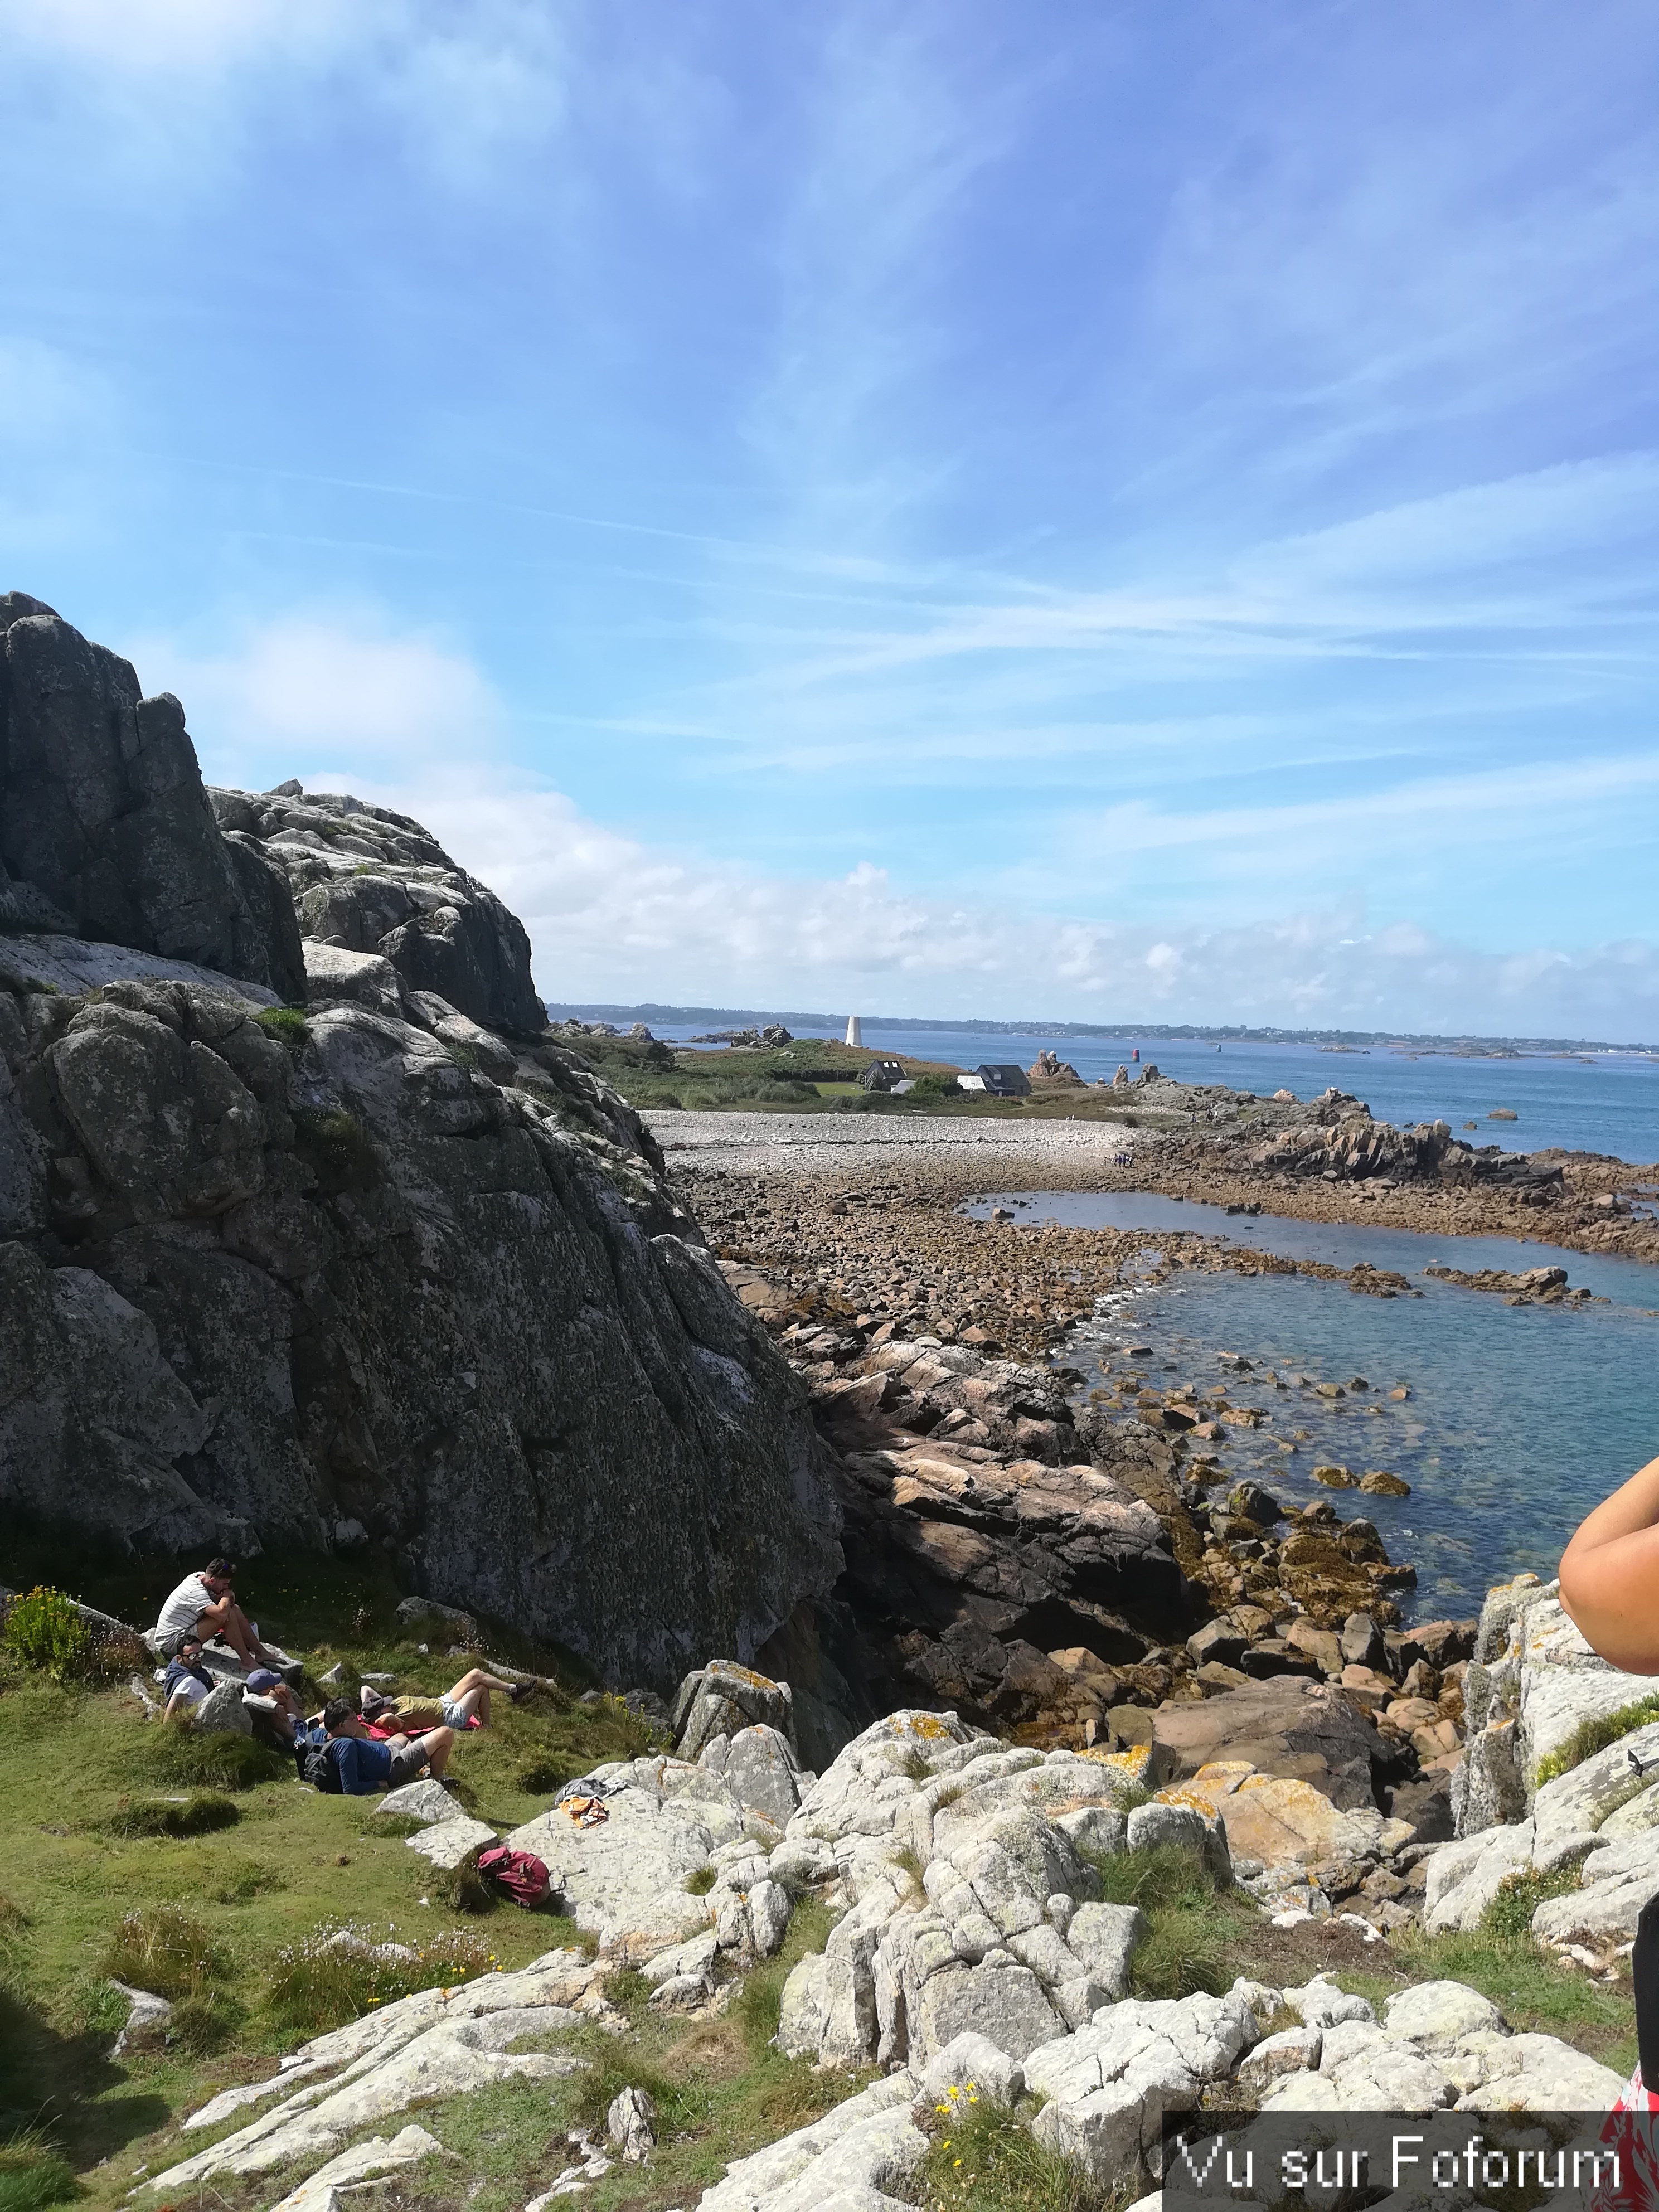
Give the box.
[3,0,571,187]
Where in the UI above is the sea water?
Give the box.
[967,1194,1659,1624]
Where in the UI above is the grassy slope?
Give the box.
[1,1555,1636,2212]
[0,1554,868,2212]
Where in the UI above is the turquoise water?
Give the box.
[971,1194,1659,1624]
[655,1022,1659,1164]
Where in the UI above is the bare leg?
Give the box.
[193,1597,256,1666]
[444,1667,518,1727]
[421,1726,457,1777]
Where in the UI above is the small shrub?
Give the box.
[435,1855,497,1916]
[888,1844,925,1895]
[683,1866,717,1896]
[103,1906,227,2002]
[598,1966,650,2017]
[266,1922,495,2034]
[1482,1865,1583,1940]
[148,1725,288,1793]
[294,1106,379,1195]
[106,1792,240,1839]
[255,1006,309,1048]
[2,1590,90,1684]
[1534,1696,1659,1786]
[0,2134,79,2212]
[571,2049,682,2137]
[915,2090,1098,2211]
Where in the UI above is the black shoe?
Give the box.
[509,1681,537,1704]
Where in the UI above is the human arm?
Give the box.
[1559,1451,1659,1673]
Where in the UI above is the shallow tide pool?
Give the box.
[967,1192,1659,1624]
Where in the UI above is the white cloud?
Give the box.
[138,613,507,780]
[132,607,1659,1039]
[382,770,1659,1037]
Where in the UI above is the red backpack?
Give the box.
[476,1844,552,1908]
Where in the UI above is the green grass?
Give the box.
[0,1550,681,2209]
[254,1007,309,1048]
[144,1726,288,1793]
[101,1908,225,2002]
[1088,1843,1260,2000]
[0,2133,80,2212]
[265,1922,498,2035]
[351,1896,854,2212]
[104,1793,240,1840]
[1338,1919,1637,2075]
[913,2093,1112,2212]
[1534,1695,1659,1786]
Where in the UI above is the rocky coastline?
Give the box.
[6,590,1657,2211]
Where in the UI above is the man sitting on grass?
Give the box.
[360,1666,531,1734]
[162,1635,215,1719]
[153,1557,279,1673]
[321,1697,456,1795]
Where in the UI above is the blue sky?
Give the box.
[6,1,1659,1035]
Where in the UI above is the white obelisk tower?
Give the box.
[845,1014,863,1047]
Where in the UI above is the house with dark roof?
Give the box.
[973,1063,1030,1097]
[859,1058,908,1092]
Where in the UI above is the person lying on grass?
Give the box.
[153,1556,279,1673]
[359,1667,532,1734]
[244,1666,305,1742]
[320,1697,456,1795]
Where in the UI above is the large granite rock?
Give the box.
[1150,1677,1389,1811]
[0,603,842,1686]
[207,782,544,1035]
[0,596,301,998]
[0,973,841,1681]
[828,1425,1200,1741]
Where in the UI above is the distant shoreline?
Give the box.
[545,998,1656,1055]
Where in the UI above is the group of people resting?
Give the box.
[153,1556,530,1797]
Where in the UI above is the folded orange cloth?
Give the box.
[560,1795,609,1828]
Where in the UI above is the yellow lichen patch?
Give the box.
[1078,1743,1152,1784]
[1190,1761,1256,1792]
[901,1713,957,1742]
[1152,1786,1224,1823]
